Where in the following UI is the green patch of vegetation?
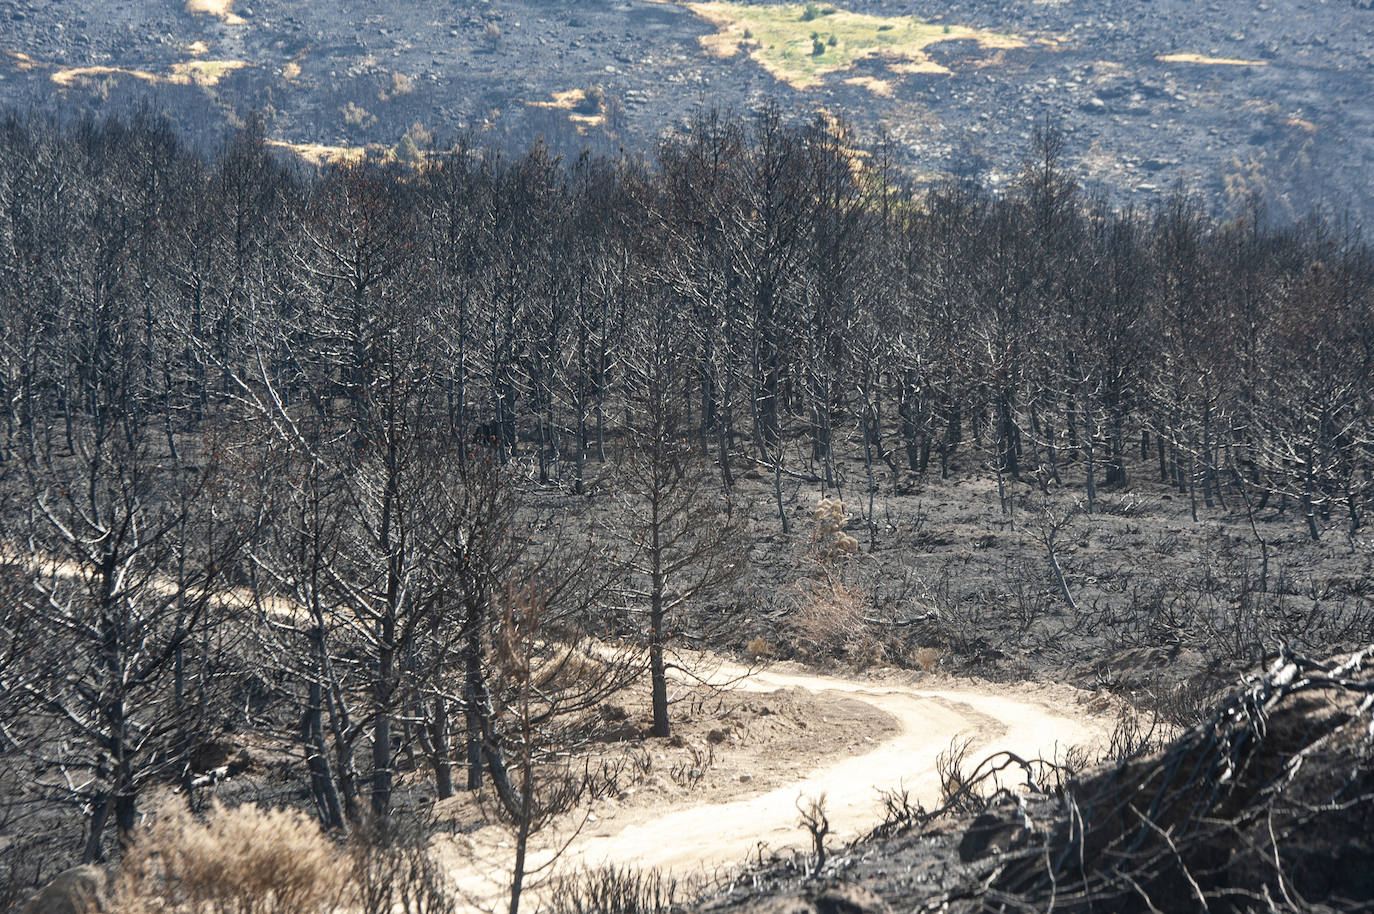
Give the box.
[394,133,420,163]
[688,1,1025,88]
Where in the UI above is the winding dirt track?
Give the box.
[20,554,1110,889]
[456,659,1115,900]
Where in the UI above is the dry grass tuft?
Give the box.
[533,642,608,691]
[910,645,943,671]
[381,71,414,100]
[113,801,345,914]
[785,570,881,666]
[341,101,375,126]
[168,60,249,87]
[746,636,775,659]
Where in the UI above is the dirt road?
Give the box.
[457,659,1115,899]
[18,553,1110,884]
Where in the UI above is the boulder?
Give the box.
[20,865,107,914]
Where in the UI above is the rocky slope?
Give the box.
[1,0,1371,226]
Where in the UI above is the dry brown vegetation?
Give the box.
[111,802,460,914]
[113,803,346,914]
[184,0,246,26]
[50,60,248,89]
[1156,52,1269,66]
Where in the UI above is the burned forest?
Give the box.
[1,107,1373,913]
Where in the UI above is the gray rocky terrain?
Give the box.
[0,0,1371,225]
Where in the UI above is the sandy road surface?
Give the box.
[457,659,1115,901]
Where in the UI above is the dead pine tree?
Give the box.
[10,409,241,860]
[490,581,642,914]
[1030,496,1080,616]
[609,284,748,739]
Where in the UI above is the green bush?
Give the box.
[394,133,420,163]
[801,2,821,21]
[578,84,605,114]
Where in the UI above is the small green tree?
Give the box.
[577,84,604,114]
[394,132,421,164]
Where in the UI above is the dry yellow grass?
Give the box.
[282,60,302,80]
[529,89,607,129]
[265,139,373,166]
[529,88,591,110]
[8,51,36,70]
[169,59,248,86]
[51,65,162,87]
[51,60,247,88]
[185,0,246,26]
[686,1,1025,88]
[113,801,345,914]
[185,40,210,56]
[1156,52,1268,66]
[842,75,894,97]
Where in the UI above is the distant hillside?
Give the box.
[1,0,1371,225]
